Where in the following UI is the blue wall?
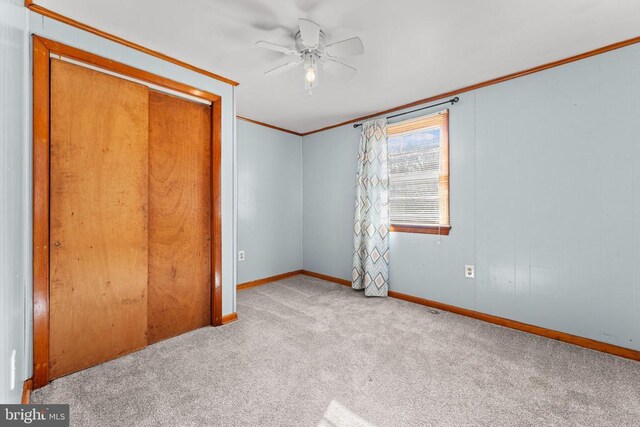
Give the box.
[303,125,361,280]
[3,4,640,405]
[302,42,640,351]
[237,120,302,283]
[0,6,239,403]
[0,0,29,405]
[26,11,238,317]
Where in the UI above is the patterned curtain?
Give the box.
[352,119,389,297]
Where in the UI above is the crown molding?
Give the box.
[301,34,640,136]
[25,0,239,87]
[25,2,640,138]
[236,116,303,136]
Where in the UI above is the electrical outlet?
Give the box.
[10,349,16,391]
[465,265,475,279]
[238,251,245,262]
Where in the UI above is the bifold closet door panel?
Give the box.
[49,59,149,379]
[148,91,212,344]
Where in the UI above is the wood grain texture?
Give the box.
[21,379,33,404]
[236,116,303,136]
[439,110,450,227]
[30,5,640,137]
[32,37,225,387]
[301,269,640,361]
[387,290,640,362]
[148,91,212,344]
[389,225,451,235]
[237,270,303,291]
[221,313,238,325]
[26,6,639,136]
[49,59,149,379]
[35,37,219,103]
[301,270,351,287]
[211,100,223,326]
[26,3,238,86]
[32,36,51,388]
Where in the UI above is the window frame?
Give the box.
[387,110,451,236]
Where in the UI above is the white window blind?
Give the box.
[388,110,449,228]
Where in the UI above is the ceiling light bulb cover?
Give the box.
[304,61,319,90]
[303,53,319,90]
[304,54,317,79]
[305,67,316,83]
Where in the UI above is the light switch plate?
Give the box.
[465,265,475,279]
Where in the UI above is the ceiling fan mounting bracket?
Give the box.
[295,30,326,56]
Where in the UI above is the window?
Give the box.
[388,110,450,235]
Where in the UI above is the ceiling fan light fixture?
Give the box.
[257,18,364,93]
[303,54,319,92]
[305,65,316,83]
[304,56,318,83]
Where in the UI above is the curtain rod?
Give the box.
[353,97,460,128]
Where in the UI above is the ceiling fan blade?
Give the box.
[326,37,364,58]
[264,61,301,76]
[323,59,357,81]
[298,18,320,49]
[256,41,297,56]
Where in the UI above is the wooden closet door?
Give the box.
[148,91,212,343]
[49,59,149,379]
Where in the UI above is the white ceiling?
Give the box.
[35,0,640,134]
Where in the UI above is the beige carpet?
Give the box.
[32,275,640,426]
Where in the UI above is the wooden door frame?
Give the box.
[32,35,223,388]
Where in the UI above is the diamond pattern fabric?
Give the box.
[352,119,389,297]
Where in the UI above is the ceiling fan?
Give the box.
[256,19,364,94]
